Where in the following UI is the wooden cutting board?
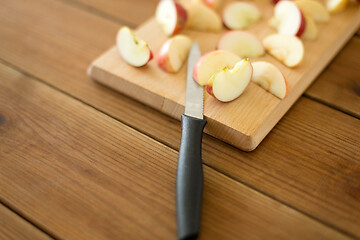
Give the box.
[88,0,360,151]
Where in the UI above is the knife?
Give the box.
[176,42,207,240]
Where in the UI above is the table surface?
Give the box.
[0,0,359,239]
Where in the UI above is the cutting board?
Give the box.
[88,0,360,151]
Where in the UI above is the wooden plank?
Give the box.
[0,63,350,240]
[0,204,51,240]
[89,2,360,151]
[0,0,359,237]
[67,0,157,26]
[306,37,360,117]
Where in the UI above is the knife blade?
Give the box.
[176,42,207,240]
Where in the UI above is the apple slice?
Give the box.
[186,3,222,32]
[217,31,264,58]
[193,50,241,86]
[302,15,318,40]
[116,26,153,67]
[206,59,252,102]
[222,2,261,30]
[294,0,330,23]
[156,0,187,36]
[271,1,306,37]
[156,35,192,73]
[252,61,288,99]
[263,34,304,68]
[326,0,349,13]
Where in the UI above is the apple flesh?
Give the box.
[116,26,153,67]
[271,1,306,37]
[186,3,222,32]
[156,0,187,36]
[294,0,330,23]
[252,61,288,99]
[206,59,253,102]
[327,0,349,13]
[263,34,304,68]
[217,31,264,58]
[222,2,261,30]
[302,15,318,40]
[193,50,241,86]
[156,35,192,73]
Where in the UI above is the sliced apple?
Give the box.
[156,35,192,73]
[252,61,288,99]
[271,1,306,37]
[193,50,241,86]
[205,59,252,102]
[186,3,222,32]
[327,0,349,13]
[294,0,330,23]
[116,26,153,67]
[222,2,261,30]
[302,15,318,40]
[217,31,264,58]
[156,0,187,36]
[263,34,304,68]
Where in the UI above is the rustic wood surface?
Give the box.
[89,1,360,151]
[1,63,350,240]
[305,37,360,117]
[0,0,359,239]
[0,205,51,240]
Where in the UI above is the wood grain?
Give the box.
[306,37,360,117]
[0,0,359,237]
[89,1,360,151]
[0,63,350,240]
[0,205,51,240]
[66,0,157,26]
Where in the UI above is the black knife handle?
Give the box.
[176,114,207,240]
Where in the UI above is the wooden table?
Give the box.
[0,0,359,239]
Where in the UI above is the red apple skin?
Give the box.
[205,73,216,98]
[156,40,174,72]
[205,84,215,98]
[273,0,280,4]
[149,50,154,62]
[296,10,306,37]
[173,2,188,35]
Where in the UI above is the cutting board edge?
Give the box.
[88,62,258,150]
[88,62,166,113]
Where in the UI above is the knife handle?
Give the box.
[176,114,207,240]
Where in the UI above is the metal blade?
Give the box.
[185,42,203,120]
